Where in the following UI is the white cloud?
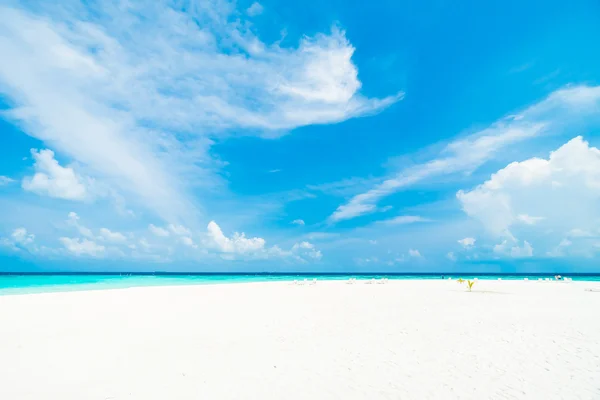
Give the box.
[0,176,15,185]
[149,224,170,237]
[206,221,266,254]
[446,252,456,261]
[291,219,305,226]
[67,212,94,238]
[139,238,151,250]
[457,136,600,257]
[306,176,375,197]
[59,237,105,257]
[0,227,36,252]
[98,228,127,243]
[22,149,87,200]
[11,228,35,245]
[547,238,573,257]
[291,241,322,260]
[168,224,191,236]
[567,228,594,238]
[330,85,600,222]
[517,214,545,225]
[559,238,572,247]
[303,232,340,241]
[180,236,197,248]
[380,215,430,225]
[246,2,264,16]
[356,256,379,265]
[493,240,533,258]
[0,3,399,223]
[458,237,476,248]
[204,220,322,262]
[408,249,421,258]
[458,137,600,251]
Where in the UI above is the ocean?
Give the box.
[1,273,600,295]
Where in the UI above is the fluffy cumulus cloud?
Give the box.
[330,85,600,222]
[11,228,35,245]
[458,237,476,248]
[22,149,87,201]
[291,219,305,226]
[206,221,266,254]
[204,221,322,262]
[291,241,323,260]
[180,236,197,248]
[493,240,533,258]
[246,2,264,16]
[408,249,421,258]
[149,224,170,237]
[2,214,322,264]
[0,1,399,223]
[0,228,37,252]
[168,224,192,236]
[59,237,105,257]
[98,228,127,243]
[458,136,600,257]
[67,212,94,238]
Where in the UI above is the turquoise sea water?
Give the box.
[1,273,600,296]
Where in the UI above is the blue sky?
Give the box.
[1,0,600,272]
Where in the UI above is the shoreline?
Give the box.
[0,275,600,297]
[2,274,600,297]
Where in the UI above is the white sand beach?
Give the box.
[1,279,599,400]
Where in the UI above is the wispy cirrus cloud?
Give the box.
[329,85,600,223]
[379,215,430,225]
[0,176,15,186]
[0,1,400,225]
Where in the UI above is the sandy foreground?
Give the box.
[1,280,600,400]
